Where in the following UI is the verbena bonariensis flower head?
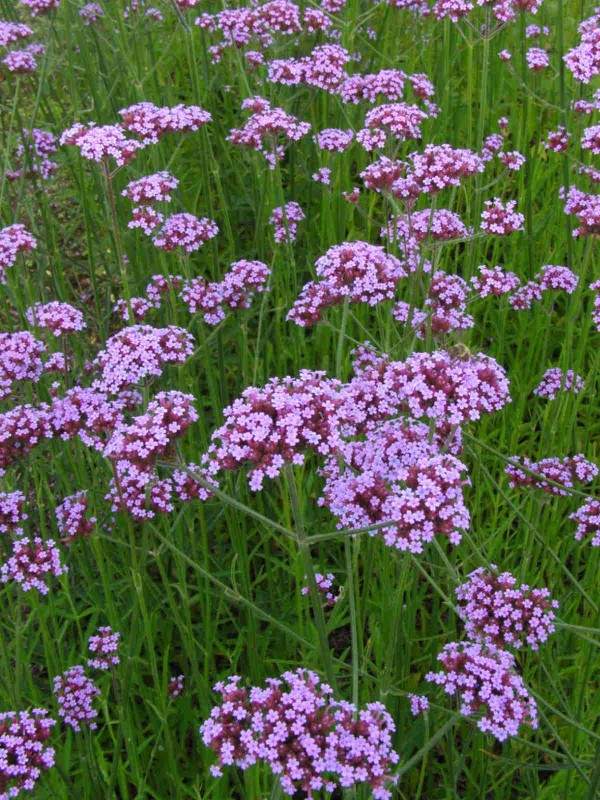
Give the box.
[105,460,175,520]
[0,224,36,283]
[122,171,179,204]
[129,206,164,235]
[408,694,429,716]
[339,69,407,104]
[356,102,428,150]
[104,391,198,466]
[93,325,194,394]
[391,350,511,425]
[55,492,96,544]
[0,22,34,46]
[0,403,52,470]
[287,241,406,326]
[426,641,538,741]
[268,44,351,92]
[26,302,86,337]
[564,9,600,84]
[320,420,471,553]
[526,46,549,71]
[227,97,311,168]
[508,280,542,310]
[301,572,339,604]
[118,102,211,144]
[200,668,400,799]
[20,0,59,15]
[87,626,120,670]
[203,371,343,491]
[0,491,27,534]
[570,498,600,547]
[168,675,185,699]
[53,666,100,731]
[0,709,56,797]
[561,186,600,236]
[79,2,104,23]
[60,123,141,167]
[545,126,571,152]
[390,144,485,202]
[180,260,270,323]
[0,536,67,594]
[384,209,471,245]
[456,567,558,651]
[0,332,45,400]
[7,128,58,183]
[533,368,584,400]
[506,455,598,496]
[480,198,524,235]
[314,127,354,152]
[269,202,304,243]
[152,213,219,253]
[536,265,578,293]
[471,265,521,298]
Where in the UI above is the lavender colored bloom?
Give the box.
[26,302,86,336]
[0,536,67,594]
[456,567,558,650]
[153,213,218,253]
[87,626,120,670]
[570,498,600,547]
[426,642,538,741]
[0,332,45,399]
[122,171,179,204]
[481,198,524,235]
[0,491,27,534]
[53,666,100,730]
[269,202,304,243]
[60,123,141,167]
[168,675,185,698]
[0,709,56,797]
[506,454,598,495]
[118,102,211,144]
[200,669,399,798]
[533,368,584,400]
[301,572,339,604]
[55,492,96,543]
[408,694,429,716]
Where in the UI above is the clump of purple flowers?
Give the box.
[26,302,86,336]
[152,213,218,253]
[87,626,120,670]
[269,202,304,243]
[480,198,524,235]
[301,572,339,604]
[55,492,96,544]
[0,536,67,594]
[456,567,558,651]
[168,675,185,698]
[53,666,100,731]
[0,491,27,534]
[0,709,56,798]
[0,224,36,284]
[0,332,45,400]
[506,455,598,496]
[570,498,600,547]
[200,668,399,799]
[533,368,584,400]
[426,641,538,741]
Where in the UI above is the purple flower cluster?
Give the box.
[506,454,598,495]
[0,709,56,798]
[0,490,27,534]
[168,675,185,698]
[562,186,600,236]
[26,302,86,336]
[53,666,100,731]
[180,259,270,324]
[456,567,558,651]
[0,536,67,594]
[87,626,120,670]
[55,492,96,544]
[0,224,36,284]
[314,127,354,152]
[268,44,351,92]
[408,694,429,716]
[7,128,58,183]
[152,213,219,253]
[288,241,405,326]
[533,368,584,400]
[425,642,538,741]
[570,498,600,547]
[200,669,399,799]
[122,171,179,204]
[301,572,339,604]
[60,123,142,167]
[228,96,311,168]
[471,264,521,298]
[0,332,45,400]
[564,9,600,84]
[526,47,549,71]
[269,202,305,243]
[0,22,34,46]
[118,102,211,144]
[357,102,429,150]
[20,0,59,16]
[480,198,524,235]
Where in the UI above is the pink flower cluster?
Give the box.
[168,675,185,698]
[0,331,45,400]
[393,271,473,338]
[0,22,34,46]
[480,198,524,235]
[269,202,305,243]
[180,259,270,323]
[87,626,120,670]
[455,567,558,651]
[7,128,58,183]
[0,709,56,798]
[26,302,86,336]
[200,669,399,799]
[314,127,354,152]
[0,536,67,594]
[288,241,406,326]
[122,171,179,204]
[339,69,407,104]
[408,694,429,716]
[301,572,339,604]
[268,44,350,92]
[55,492,96,543]
[152,213,219,253]
[0,224,36,284]
[562,186,600,236]
[526,47,549,71]
[425,642,538,741]
[533,368,584,400]
[0,491,27,534]
[203,371,343,491]
[118,102,211,145]
[20,0,59,16]
[79,3,104,24]
[471,264,521,298]
[545,126,571,152]
[53,666,100,731]
[356,102,428,150]
[227,97,311,168]
[506,454,598,496]
[60,122,142,166]
[564,9,600,84]
[570,498,600,547]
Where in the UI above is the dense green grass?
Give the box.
[0,0,598,798]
